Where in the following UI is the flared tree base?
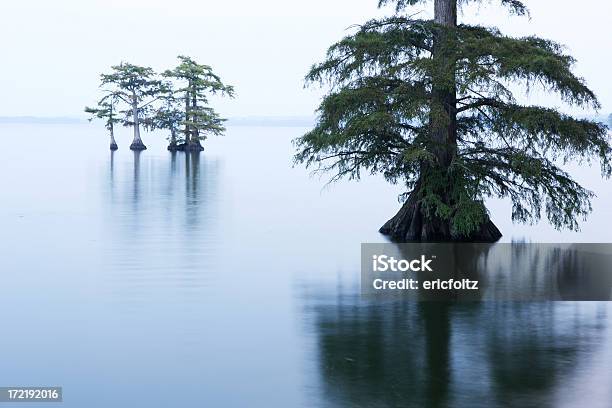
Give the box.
[167,142,204,152]
[130,140,147,151]
[167,143,182,152]
[110,142,118,151]
[379,193,502,242]
[184,141,204,152]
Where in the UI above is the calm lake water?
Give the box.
[0,123,610,407]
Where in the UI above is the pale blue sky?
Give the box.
[1,0,610,118]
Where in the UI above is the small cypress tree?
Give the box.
[85,92,122,150]
[143,82,185,151]
[164,56,234,152]
[295,0,611,242]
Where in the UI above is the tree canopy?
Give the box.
[163,56,234,151]
[94,63,165,150]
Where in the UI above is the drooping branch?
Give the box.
[457,101,611,175]
[456,25,599,108]
[460,148,593,230]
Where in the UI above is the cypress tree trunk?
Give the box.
[186,88,204,152]
[380,0,501,242]
[109,123,118,151]
[184,93,191,145]
[129,94,147,150]
[434,0,457,26]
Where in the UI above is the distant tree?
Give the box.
[98,63,164,150]
[164,56,234,151]
[85,91,122,150]
[608,113,612,128]
[143,83,185,151]
[295,0,611,242]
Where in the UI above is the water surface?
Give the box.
[0,123,610,407]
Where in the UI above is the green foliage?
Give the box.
[143,85,184,143]
[88,62,165,131]
[100,63,162,100]
[86,58,234,147]
[163,56,234,143]
[295,0,611,235]
[84,91,122,132]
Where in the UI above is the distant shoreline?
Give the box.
[0,116,316,127]
[0,114,608,127]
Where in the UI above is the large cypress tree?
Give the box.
[295,0,611,242]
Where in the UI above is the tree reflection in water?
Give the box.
[303,245,611,408]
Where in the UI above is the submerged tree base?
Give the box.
[184,141,204,152]
[110,142,118,151]
[379,193,502,243]
[130,140,147,151]
[167,142,204,152]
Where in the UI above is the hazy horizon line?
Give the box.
[0,115,316,127]
[0,113,609,126]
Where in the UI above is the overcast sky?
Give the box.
[1,0,610,118]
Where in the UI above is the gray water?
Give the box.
[0,123,610,407]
